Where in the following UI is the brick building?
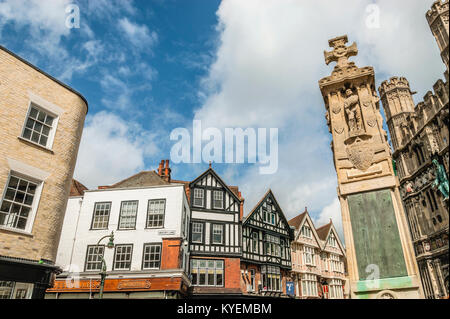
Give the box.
[0,46,88,299]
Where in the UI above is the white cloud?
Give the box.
[118,17,158,51]
[0,0,71,57]
[74,111,159,188]
[314,198,344,244]
[195,0,443,242]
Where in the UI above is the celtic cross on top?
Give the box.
[324,35,358,68]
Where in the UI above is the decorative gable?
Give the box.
[244,190,293,239]
[189,168,241,213]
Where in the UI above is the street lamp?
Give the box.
[95,231,114,299]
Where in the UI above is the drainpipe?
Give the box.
[68,197,83,270]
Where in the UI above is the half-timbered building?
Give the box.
[240,190,295,297]
[289,209,347,299]
[183,166,244,298]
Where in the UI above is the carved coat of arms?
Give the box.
[345,135,374,171]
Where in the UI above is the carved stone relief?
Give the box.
[345,134,374,171]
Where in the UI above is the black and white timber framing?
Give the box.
[188,168,242,257]
[242,189,294,269]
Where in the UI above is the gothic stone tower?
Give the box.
[426,0,449,72]
[318,35,423,299]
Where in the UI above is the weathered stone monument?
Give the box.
[318,35,424,299]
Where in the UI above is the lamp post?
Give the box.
[95,231,114,299]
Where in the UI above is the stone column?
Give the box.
[426,259,441,298]
[318,35,423,299]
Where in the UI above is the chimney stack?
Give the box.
[158,160,164,176]
[161,159,171,182]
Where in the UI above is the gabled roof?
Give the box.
[289,209,324,249]
[316,222,332,241]
[243,189,294,239]
[318,221,346,257]
[189,167,242,203]
[288,210,308,229]
[98,171,169,189]
[70,179,88,197]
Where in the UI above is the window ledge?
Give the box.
[17,136,54,154]
[0,226,33,237]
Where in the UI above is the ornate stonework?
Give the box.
[378,1,449,299]
[319,35,423,299]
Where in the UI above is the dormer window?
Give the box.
[193,189,204,207]
[301,225,312,238]
[328,233,337,248]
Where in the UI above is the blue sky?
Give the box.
[0,0,445,240]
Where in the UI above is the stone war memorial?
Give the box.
[318,35,423,299]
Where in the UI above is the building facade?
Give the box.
[45,172,191,299]
[378,0,449,299]
[240,190,294,298]
[0,46,88,299]
[183,166,243,298]
[289,210,347,299]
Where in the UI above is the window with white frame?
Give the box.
[84,245,105,271]
[142,243,161,269]
[264,234,280,257]
[303,246,315,266]
[330,254,342,272]
[212,224,224,244]
[301,273,318,297]
[212,190,223,209]
[300,224,312,238]
[21,105,57,148]
[118,201,138,230]
[91,202,111,230]
[261,265,281,292]
[0,174,39,231]
[328,233,337,248]
[251,232,258,253]
[190,259,224,286]
[192,222,203,243]
[193,189,204,207]
[321,252,328,271]
[113,244,133,270]
[262,206,276,225]
[146,199,165,228]
[250,269,256,292]
[329,279,344,299]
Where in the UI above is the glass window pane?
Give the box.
[37,111,46,122]
[45,115,54,126]
[29,108,38,119]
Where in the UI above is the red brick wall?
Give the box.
[191,256,241,289]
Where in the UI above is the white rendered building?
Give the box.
[46,171,191,299]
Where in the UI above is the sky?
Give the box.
[0,0,446,241]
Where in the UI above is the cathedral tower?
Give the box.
[318,35,423,299]
[426,0,449,71]
[379,77,416,153]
